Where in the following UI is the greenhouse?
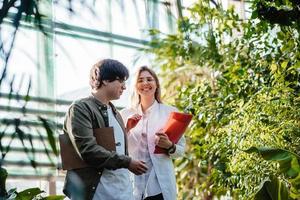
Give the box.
[0,0,299,199]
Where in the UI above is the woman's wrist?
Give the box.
[166,141,173,149]
[166,142,176,154]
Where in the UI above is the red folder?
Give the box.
[154,112,193,154]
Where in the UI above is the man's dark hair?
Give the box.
[89,59,129,89]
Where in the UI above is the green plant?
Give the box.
[245,147,300,199]
[0,111,63,199]
[145,0,300,199]
[6,187,64,200]
[0,1,71,199]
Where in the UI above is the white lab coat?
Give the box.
[121,101,186,200]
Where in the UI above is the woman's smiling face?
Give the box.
[136,70,157,98]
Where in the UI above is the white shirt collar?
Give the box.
[137,100,159,116]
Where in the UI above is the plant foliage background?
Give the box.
[146,0,300,199]
[1,0,300,199]
[0,1,68,199]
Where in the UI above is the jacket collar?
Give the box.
[89,95,117,115]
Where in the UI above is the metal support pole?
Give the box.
[49,176,56,195]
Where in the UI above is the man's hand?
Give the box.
[128,160,148,175]
[126,114,142,132]
[155,132,173,149]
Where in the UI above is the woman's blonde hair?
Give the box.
[130,66,162,108]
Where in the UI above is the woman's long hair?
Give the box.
[130,66,162,108]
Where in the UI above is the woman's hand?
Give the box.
[155,132,173,149]
[126,114,142,132]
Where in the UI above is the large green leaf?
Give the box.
[246,147,300,199]
[244,147,300,178]
[16,188,44,200]
[254,176,289,200]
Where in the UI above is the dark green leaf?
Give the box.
[254,176,289,200]
[16,188,44,200]
[38,117,58,156]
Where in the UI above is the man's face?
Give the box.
[104,78,126,100]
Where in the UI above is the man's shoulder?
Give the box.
[69,96,95,110]
[74,96,93,104]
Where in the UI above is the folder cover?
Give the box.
[154,112,192,154]
[59,127,116,170]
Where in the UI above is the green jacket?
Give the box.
[62,96,131,200]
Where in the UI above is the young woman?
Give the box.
[121,66,186,200]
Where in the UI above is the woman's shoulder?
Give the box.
[158,103,178,112]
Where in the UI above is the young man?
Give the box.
[62,59,148,200]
